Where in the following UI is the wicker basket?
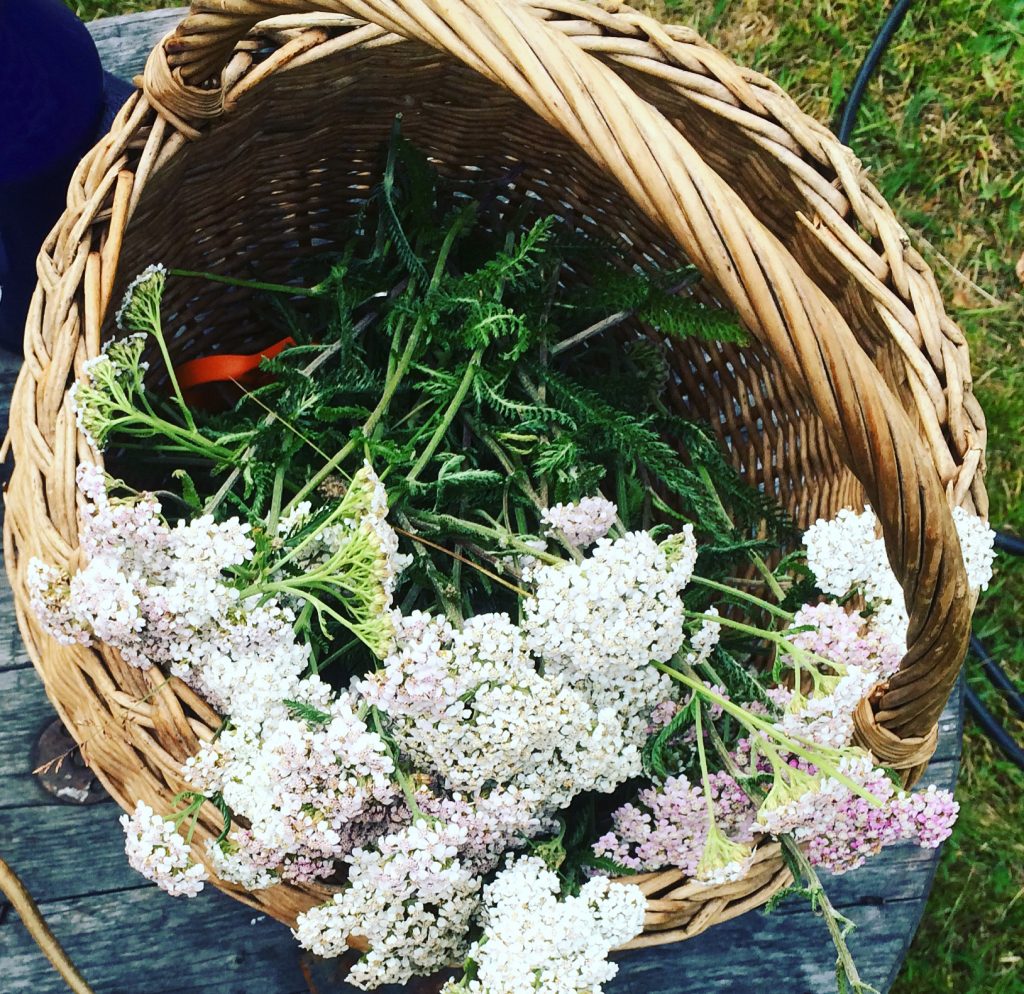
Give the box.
[5,0,986,953]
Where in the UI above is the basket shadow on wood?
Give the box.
[3,0,985,956]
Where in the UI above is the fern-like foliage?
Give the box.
[99,117,787,694]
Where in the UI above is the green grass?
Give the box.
[74,1,1024,991]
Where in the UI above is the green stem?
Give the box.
[169,268,325,297]
[406,348,484,485]
[696,464,786,603]
[202,335,353,516]
[169,793,205,835]
[691,574,794,621]
[270,499,350,573]
[751,551,787,604]
[549,272,701,356]
[284,217,466,514]
[412,510,561,563]
[653,659,881,806]
[686,610,781,643]
[106,413,235,462]
[244,578,365,646]
[370,707,427,820]
[145,300,195,431]
[780,838,880,993]
[267,465,287,536]
[701,712,878,992]
[693,704,718,834]
[468,418,583,562]
[550,306,635,356]
[396,512,464,623]
[686,610,834,673]
[283,326,421,511]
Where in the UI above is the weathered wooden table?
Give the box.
[0,10,963,994]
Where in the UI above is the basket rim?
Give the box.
[3,0,984,950]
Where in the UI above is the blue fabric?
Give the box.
[0,0,134,351]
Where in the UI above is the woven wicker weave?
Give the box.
[5,0,986,952]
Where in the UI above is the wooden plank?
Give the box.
[0,885,312,994]
[0,565,32,674]
[610,895,933,994]
[0,881,952,994]
[0,803,147,899]
[929,691,963,764]
[0,667,63,809]
[86,8,188,81]
[0,349,28,676]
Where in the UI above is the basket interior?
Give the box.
[111,37,867,527]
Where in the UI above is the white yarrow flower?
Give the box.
[294,820,481,989]
[803,505,997,648]
[540,495,617,547]
[115,264,167,330]
[448,855,645,994]
[524,528,695,680]
[951,505,996,591]
[120,800,208,898]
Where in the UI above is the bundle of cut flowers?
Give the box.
[30,127,995,994]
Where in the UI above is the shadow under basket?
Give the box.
[4,0,985,952]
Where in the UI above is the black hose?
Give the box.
[970,635,1024,719]
[995,530,1024,556]
[834,0,916,143]
[964,686,1024,768]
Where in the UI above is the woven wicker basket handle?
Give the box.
[143,0,970,751]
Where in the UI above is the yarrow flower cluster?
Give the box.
[525,529,697,782]
[294,819,482,988]
[770,602,904,748]
[359,528,697,818]
[594,771,755,875]
[524,527,697,678]
[952,505,998,590]
[29,462,403,723]
[684,606,722,669]
[185,684,400,886]
[443,855,646,994]
[803,504,995,647]
[755,755,958,874]
[120,801,208,898]
[359,612,574,793]
[68,335,151,450]
[275,464,412,649]
[598,749,957,881]
[115,263,168,331]
[417,786,554,876]
[540,495,617,547]
[35,457,965,994]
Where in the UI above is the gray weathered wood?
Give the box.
[0,666,66,810]
[2,886,314,994]
[0,12,965,994]
[85,8,187,80]
[0,354,31,679]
